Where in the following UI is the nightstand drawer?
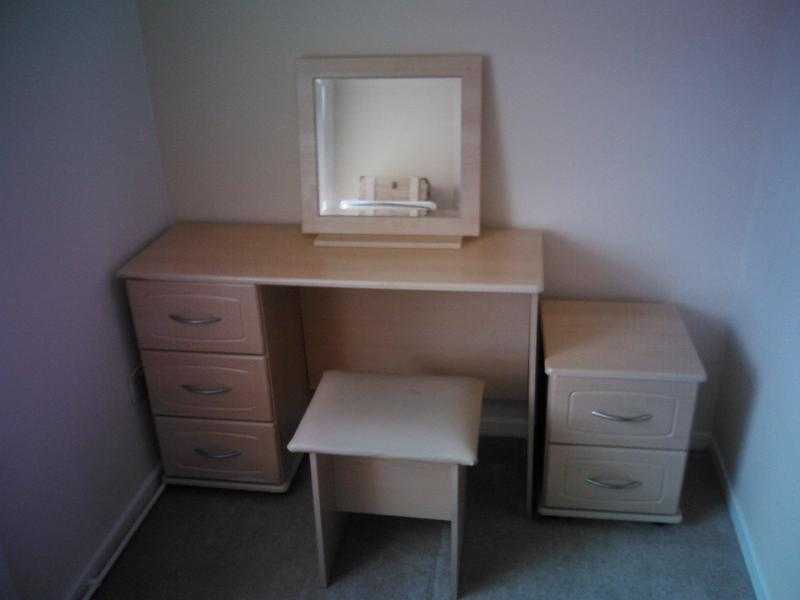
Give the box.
[547,376,697,450]
[156,417,281,484]
[143,351,273,422]
[543,445,686,515]
[127,281,264,354]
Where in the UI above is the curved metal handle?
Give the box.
[585,477,642,490]
[591,410,653,423]
[194,448,242,460]
[169,314,222,326]
[181,384,231,396]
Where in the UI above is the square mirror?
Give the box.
[298,56,482,240]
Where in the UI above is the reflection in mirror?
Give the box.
[314,77,462,218]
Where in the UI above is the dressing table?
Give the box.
[118,222,544,512]
[120,54,545,513]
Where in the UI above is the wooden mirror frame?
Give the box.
[297,55,482,238]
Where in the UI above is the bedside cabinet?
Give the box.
[127,280,309,492]
[538,301,706,523]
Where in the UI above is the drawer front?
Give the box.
[127,281,263,354]
[543,444,686,515]
[143,351,273,422]
[156,417,282,483]
[547,376,697,449]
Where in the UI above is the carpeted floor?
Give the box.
[95,439,754,599]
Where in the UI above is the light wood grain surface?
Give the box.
[541,301,706,382]
[117,223,543,294]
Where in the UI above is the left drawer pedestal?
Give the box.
[127,280,309,493]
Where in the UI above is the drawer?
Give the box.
[127,280,264,354]
[547,376,697,450]
[143,351,273,422]
[543,444,686,515]
[156,417,282,484]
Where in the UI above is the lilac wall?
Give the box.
[715,4,800,598]
[0,1,172,598]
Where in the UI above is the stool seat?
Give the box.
[288,371,484,465]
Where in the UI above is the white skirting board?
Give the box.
[709,438,769,600]
[66,466,165,600]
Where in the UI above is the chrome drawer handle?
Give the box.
[585,477,642,490]
[169,314,222,326]
[194,448,242,460]
[591,410,653,423]
[181,384,232,396]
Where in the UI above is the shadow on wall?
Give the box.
[480,57,511,226]
[109,230,170,449]
[542,230,731,351]
[540,230,733,434]
[542,230,665,300]
[716,331,757,488]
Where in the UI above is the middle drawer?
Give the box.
[142,351,273,422]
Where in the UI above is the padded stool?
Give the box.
[288,371,484,599]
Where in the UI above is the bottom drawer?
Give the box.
[543,444,686,515]
[155,417,282,484]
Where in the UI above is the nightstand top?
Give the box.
[542,301,706,382]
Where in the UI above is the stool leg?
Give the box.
[450,465,466,599]
[310,453,346,586]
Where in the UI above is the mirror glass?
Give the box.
[314,77,462,218]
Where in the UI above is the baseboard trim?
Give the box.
[709,438,769,600]
[67,466,165,600]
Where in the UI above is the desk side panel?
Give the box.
[261,287,311,460]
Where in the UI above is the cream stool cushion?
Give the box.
[287,370,484,465]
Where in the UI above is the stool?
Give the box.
[287,371,484,599]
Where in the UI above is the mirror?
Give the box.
[315,77,462,219]
[298,56,482,239]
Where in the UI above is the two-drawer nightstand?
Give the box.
[127,280,309,492]
[538,301,706,523]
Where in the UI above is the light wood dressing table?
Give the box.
[119,222,544,513]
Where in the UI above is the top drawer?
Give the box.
[127,281,264,354]
[546,376,698,450]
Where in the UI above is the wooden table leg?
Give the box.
[450,464,466,599]
[310,453,346,586]
[526,294,540,516]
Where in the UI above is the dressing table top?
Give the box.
[118,223,544,294]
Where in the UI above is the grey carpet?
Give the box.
[95,439,754,599]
